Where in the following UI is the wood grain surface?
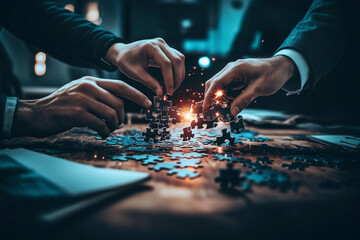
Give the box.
[1,123,359,240]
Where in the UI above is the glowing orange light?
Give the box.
[188,73,191,76]
[215,90,223,98]
[201,83,204,86]
[215,112,219,117]
[94,154,97,159]
[201,73,204,75]
[180,100,183,103]
[217,147,223,154]
[261,39,264,43]
[193,66,196,69]
[212,57,216,61]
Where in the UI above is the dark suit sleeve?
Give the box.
[0,0,125,70]
[276,0,351,87]
[0,96,5,136]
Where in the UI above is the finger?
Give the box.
[95,79,152,108]
[173,49,186,86]
[76,112,110,138]
[230,86,257,116]
[203,67,234,111]
[203,80,221,111]
[160,46,185,91]
[203,67,230,110]
[80,94,120,131]
[85,85,127,124]
[148,46,174,95]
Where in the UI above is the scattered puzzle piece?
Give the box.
[180,127,195,141]
[142,155,164,165]
[230,116,245,134]
[215,163,242,189]
[166,152,207,160]
[167,168,200,179]
[176,158,203,168]
[149,162,178,171]
[214,128,235,146]
[110,154,129,161]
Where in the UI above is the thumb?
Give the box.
[230,87,256,116]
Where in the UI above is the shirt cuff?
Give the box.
[2,97,18,138]
[275,49,309,95]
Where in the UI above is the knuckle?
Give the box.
[162,60,172,68]
[145,42,156,49]
[173,57,182,65]
[156,37,165,43]
[179,53,185,61]
[76,82,94,92]
[80,76,95,82]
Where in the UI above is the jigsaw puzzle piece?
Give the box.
[176,158,203,168]
[141,105,162,120]
[215,163,242,189]
[230,116,245,133]
[154,94,172,111]
[141,155,164,165]
[214,128,235,146]
[110,153,130,161]
[148,162,178,171]
[142,128,160,143]
[167,168,200,179]
[180,127,195,141]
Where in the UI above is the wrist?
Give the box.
[105,43,127,66]
[12,100,36,137]
[269,55,296,86]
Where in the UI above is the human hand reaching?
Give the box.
[203,56,296,116]
[106,38,185,96]
[12,76,152,138]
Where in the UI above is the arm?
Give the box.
[203,0,352,116]
[0,0,123,70]
[276,0,350,86]
[0,1,185,96]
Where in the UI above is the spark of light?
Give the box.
[215,90,223,98]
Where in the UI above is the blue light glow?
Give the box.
[198,56,211,68]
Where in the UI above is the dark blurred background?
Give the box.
[1,0,359,124]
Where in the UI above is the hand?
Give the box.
[105,38,185,96]
[203,56,296,116]
[12,76,152,138]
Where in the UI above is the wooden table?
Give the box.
[1,123,359,240]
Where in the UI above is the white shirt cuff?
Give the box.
[3,97,18,138]
[275,49,309,95]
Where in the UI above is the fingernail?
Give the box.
[156,88,163,96]
[145,98,152,107]
[232,106,240,116]
[168,87,174,96]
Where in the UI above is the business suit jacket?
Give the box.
[277,0,355,87]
